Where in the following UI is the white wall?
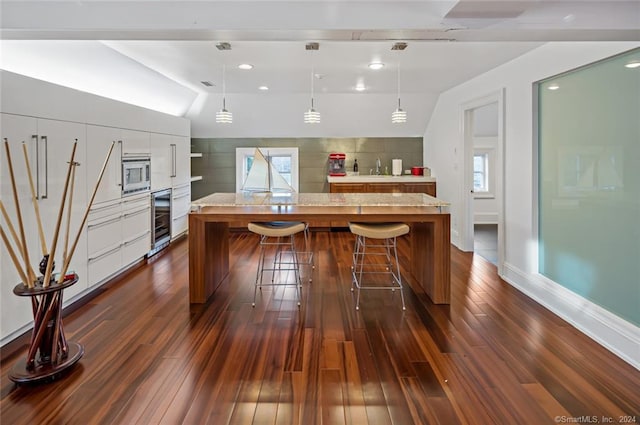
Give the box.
[424,42,640,368]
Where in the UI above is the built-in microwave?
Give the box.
[122,157,151,195]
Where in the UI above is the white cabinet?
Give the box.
[149,133,191,191]
[87,193,150,287]
[121,129,150,157]
[172,136,190,187]
[1,113,88,338]
[150,133,191,238]
[86,125,123,204]
[121,195,151,262]
[150,133,172,191]
[87,199,122,287]
[171,183,190,239]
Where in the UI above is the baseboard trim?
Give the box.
[501,262,639,370]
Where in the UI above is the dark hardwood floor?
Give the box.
[1,231,639,424]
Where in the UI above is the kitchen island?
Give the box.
[189,192,451,305]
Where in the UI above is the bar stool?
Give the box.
[248,221,307,307]
[349,222,410,311]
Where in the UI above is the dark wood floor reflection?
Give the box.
[2,232,639,424]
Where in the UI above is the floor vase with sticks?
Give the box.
[1,138,114,384]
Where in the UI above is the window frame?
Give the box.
[235,147,299,192]
[473,147,495,198]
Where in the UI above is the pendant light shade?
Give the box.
[216,64,232,124]
[304,49,320,124]
[392,61,407,124]
[304,99,321,124]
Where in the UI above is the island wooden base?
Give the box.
[189,213,450,305]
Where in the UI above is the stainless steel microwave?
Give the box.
[122,157,151,195]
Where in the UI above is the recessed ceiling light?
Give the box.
[238,63,253,70]
[368,62,384,70]
[547,84,560,90]
[624,61,640,69]
[258,86,269,91]
[355,84,366,92]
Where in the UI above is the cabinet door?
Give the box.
[404,182,436,197]
[87,207,123,287]
[172,135,190,187]
[86,125,122,204]
[36,118,88,300]
[367,183,402,193]
[121,129,150,157]
[171,183,190,239]
[122,203,151,264]
[0,113,39,337]
[149,133,172,191]
[329,183,367,193]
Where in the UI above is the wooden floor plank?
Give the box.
[2,232,639,425]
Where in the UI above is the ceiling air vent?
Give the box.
[216,42,231,51]
[200,81,215,87]
[391,42,408,50]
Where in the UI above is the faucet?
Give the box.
[375,158,381,175]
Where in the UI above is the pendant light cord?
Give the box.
[310,54,315,109]
[222,64,227,109]
[397,61,402,109]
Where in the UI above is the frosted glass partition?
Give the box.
[538,48,640,326]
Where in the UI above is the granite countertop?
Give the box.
[191,192,450,210]
[326,175,435,183]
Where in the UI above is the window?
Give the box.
[235,147,299,192]
[473,153,489,193]
[473,147,495,198]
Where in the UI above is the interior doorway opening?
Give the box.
[461,90,505,272]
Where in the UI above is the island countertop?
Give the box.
[191,192,449,210]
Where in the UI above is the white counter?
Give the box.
[327,175,436,183]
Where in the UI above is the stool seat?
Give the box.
[349,222,409,240]
[249,222,306,238]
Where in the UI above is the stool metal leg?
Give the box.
[350,234,406,311]
[252,232,302,308]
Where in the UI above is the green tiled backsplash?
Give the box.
[190,137,423,200]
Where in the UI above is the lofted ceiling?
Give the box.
[1,1,639,137]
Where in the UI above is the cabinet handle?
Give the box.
[123,193,149,203]
[172,193,190,201]
[170,144,177,177]
[124,231,151,246]
[40,135,48,199]
[32,135,40,199]
[173,182,190,190]
[117,140,123,186]
[123,207,150,218]
[90,201,122,212]
[123,152,151,157]
[88,215,122,229]
[88,244,122,263]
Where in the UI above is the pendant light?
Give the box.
[216,64,232,124]
[391,61,407,124]
[304,45,320,124]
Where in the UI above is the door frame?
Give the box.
[460,88,505,274]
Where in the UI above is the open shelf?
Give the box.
[190,153,203,158]
[190,176,203,182]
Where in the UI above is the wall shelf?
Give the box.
[190,153,203,158]
[191,176,203,182]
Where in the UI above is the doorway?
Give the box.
[461,90,505,272]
